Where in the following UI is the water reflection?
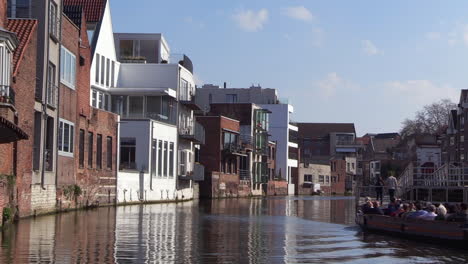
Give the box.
[0,197,467,263]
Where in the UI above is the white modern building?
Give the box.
[196,85,298,194]
[89,2,202,203]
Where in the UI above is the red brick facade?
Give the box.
[56,14,118,209]
[331,158,346,194]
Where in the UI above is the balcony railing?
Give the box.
[240,169,250,180]
[192,163,205,181]
[46,81,58,108]
[223,143,243,154]
[0,85,15,105]
[179,121,205,144]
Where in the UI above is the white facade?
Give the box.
[260,104,297,194]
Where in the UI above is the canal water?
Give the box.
[0,196,467,263]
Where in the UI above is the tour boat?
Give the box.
[356,212,468,244]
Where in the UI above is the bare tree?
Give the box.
[400,99,456,138]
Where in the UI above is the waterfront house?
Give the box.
[197,115,251,198]
[208,103,270,195]
[56,4,119,209]
[298,161,331,194]
[297,123,361,194]
[196,84,298,195]
[7,0,61,215]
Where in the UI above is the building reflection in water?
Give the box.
[0,197,359,263]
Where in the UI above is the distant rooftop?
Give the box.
[297,123,356,139]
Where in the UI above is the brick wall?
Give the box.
[30,185,56,215]
[267,180,287,196]
[0,0,6,28]
[331,159,346,194]
[13,21,38,218]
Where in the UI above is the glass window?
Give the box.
[49,1,58,38]
[58,119,74,156]
[79,130,85,168]
[97,134,102,169]
[100,56,105,85]
[180,151,186,176]
[106,58,110,87]
[151,140,157,177]
[106,136,112,169]
[88,132,93,168]
[164,141,168,176]
[92,90,97,107]
[146,96,162,119]
[120,138,136,170]
[95,53,100,84]
[169,143,174,177]
[111,61,115,87]
[226,94,237,103]
[158,140,162,176]
[60,47,76,89]
[129,96,143,117]
[119,40,133,59]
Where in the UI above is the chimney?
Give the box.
[223,82,227,89]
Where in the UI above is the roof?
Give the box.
[63,0,106,23]
[375,133,400,139]
[297,123,356,139]
[6,19,37,76]
[63,5,84,28]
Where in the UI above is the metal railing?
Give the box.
[179,122,205,144]
[47,81,58,108]
[240,169,250,180]
[0,85,15,105]
[223,143,243,153]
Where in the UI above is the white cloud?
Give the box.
[283,6,314,22]
[384,80,458,104]
[362,40,380,55]
[232,9,269,32]
[426,31,441,40]
[314,73,360,98]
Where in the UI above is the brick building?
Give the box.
[197,115,250,198]
[56,6,118,209]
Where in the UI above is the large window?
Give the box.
[304,174,313,183]
[163,141,168,176]
[79,129,85,168]
[107,136,112,169]
[91,89,110,111]
[223,131,238,149]
[88,132,93,168]
[60,47,76,89]
[169,143,174,177]
[49,1,58,38]
[158,140,162,176]
[226,94,238,103]
[129,96,144,117]
[106,58,110,87]
[95,53,100,84]
[120,138,136,170]
[100,56,105,85]
[97,134,102,169]
[8,0,32,18]
[180,151,187,176]
[0,45,11,87]
[58,119,74,157]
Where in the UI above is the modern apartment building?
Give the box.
[196,84,298,194]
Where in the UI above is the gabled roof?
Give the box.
[297,123,356,139]
[6,19,37,76]
[63,0,106,23]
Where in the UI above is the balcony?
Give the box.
[46,82,58,108]
[223,143,244,155]
[0,85,15,105]
[240,169,250,181]
[179,121,205,144]
[240,134,253,149]
[288,151,298,160]
[179,92,202,110]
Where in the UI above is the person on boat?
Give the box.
[387,197,399,215]
[386,173,398,201]
[362,200,374,214]
[394,203,408,217]
[375,176,384,203]
[366,201,384,215]
[405,203,427,219]
[434,204,447,221]
[419,205,437,220]
[447,203,468,222]
[401,203,415,218]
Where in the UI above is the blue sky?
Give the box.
[111,1,468,136]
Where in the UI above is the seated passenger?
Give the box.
[366,201,384,215]
[387,197,399,215]
[419,205,437,220]
[392,203,407,217]
[405,203,427,219]
[447,203,468,222]
[362,200,374,214]
[434,205,447,221]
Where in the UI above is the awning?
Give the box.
[0,116,28,143]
